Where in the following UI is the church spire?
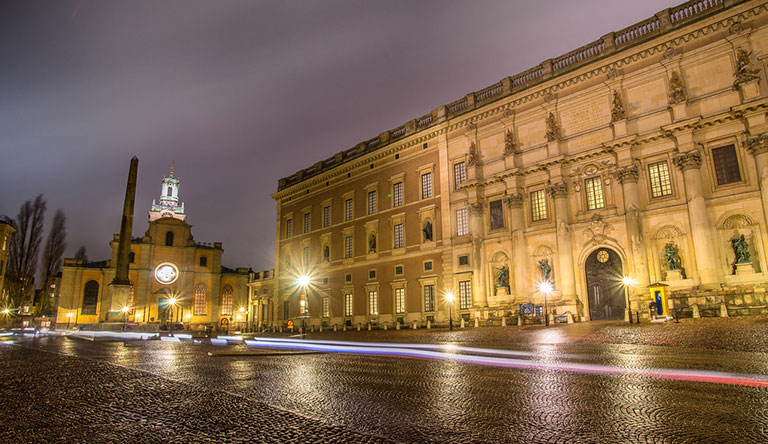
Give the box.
[148,165,187,222]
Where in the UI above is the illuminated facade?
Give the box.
[0,215,15,304]
[56,169,250,330]
[269,0,768,328]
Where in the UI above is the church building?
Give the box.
[56,168,250,330]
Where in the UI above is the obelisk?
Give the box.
[109,156,138,312]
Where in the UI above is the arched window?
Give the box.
[82,280,99,315]
[221,285,233,316]
[167,186,173,197]
[165,231,174,246]
[193,284,207,315]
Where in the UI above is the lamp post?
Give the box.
[538,281,553,326]
[167,297,177,336]
[621,276,635,323]
[296,275,310,339]
[121,306,129,331]
[66,312,72,330]
[2,308,10,329]
[445,292,454,331]
[238,306,245,332]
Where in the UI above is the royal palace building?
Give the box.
[56,169,250,330]
[266,0,768,329]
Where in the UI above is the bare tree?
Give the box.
[37,210,67,316]
[5,195,46,309]
[74,246,88,263]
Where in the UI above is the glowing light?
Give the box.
[538,281,553,294]
[239,307,245,313]
[297,275,311,286]
[236,315,242,321]
[2,309,9,315]
[622,276,635,286]
[121,306,130,313]
[185,313,191,319]
[168,297,177,306]
[66,312,73,318]
[445,292,454,303]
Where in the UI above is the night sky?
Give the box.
[0,0,678,271]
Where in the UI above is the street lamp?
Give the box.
[2,308,11,329]
[121,306,129,331]
[66,312,73,330]
[445,292,454,331]
[167,297,178,336]
[538,281,553,326]
[296,275,310,339]
[621,276,635,323]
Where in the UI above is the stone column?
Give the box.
[617,165,650,287]
[469,202,488,308]
[549,182,576,299]
[505,193,528,301]
[746,134,768,230]
[673,151,719,285]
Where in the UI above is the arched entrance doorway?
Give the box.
[585,248,625,320]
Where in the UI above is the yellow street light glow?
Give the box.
[445,292,455,303]
[168,297,177,305]
[297,275,311,286]
[66,312,73,318]
[185,313,192,319]
[239,307,245,313]
[121,306,130,313]
[538,281,554,294]
[621,276,635,286]
[236,315,242,321]
[2,308,9,315]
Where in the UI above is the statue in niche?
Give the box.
[368,233,377,254]
[611,90,626,121]
[323,245,330,262]
[545,113,561,142]
[734,48,760,86]
[467,142,479,166]
[538,258,552,282]
[422,220,433,242]
[663,242,682,271]
[496,265,509,289]
[731,234,751,267]
[504,129,516,156]
[668,71,688,104]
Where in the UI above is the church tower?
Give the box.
[148,166,187,221]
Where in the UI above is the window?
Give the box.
[262,288,268,294]
[368,290,379,315]
[584,177,605,210]
[286,219,293,238]
[303,247,310,266]
[456,208,469,236]
[283,300,290,320]
[531,190,547,222]
[194,284,206,315]
[458,255,469,266]
[345,198,353,220]
[344,236,353,259]
[165,231,174,246]
[81,280,99,315]
[345,273,352,282]
[128,252,135,263]
[199,256,207,267]
[167,186,173,197]
[394,224,404,249]
[322,277,329,285]
[369,270,376,279]
[454,162,466,189]
[459,280,472,310]
[322,297,330,318]
[393,182,403,207]
[421,172,433,199]
[299,294,307,316]
[323,205,331,227]
[489,199,504,230]
[344,293,353,317]
[712,145,741,185]
[395,288,405,314]
[648,161,673,198]
[424,285,435,312]
[395,265,404,275]
[367,190,377,214]
[303,213,311,233]
[424,261,433,272]
[221,285,233,316]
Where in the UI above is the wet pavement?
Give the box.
[2,318,768,443]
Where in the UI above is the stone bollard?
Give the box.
[720,302,728,317]
[412,321,417,329]
[501,317,507,327]
[367,322,371,331]
[518,316,523,326]
[311,325,315,333]
[383,323,387,330]
[357,323,361,331]
[343,324,347,332]
[474,317,479,328]
[460,318,465,329]
[692,304,701,318]
[567,312,574,324]
[279,326,283,333]
[334,324,338,332]
[427,320,431,329]
[319,325,323,332]
[396,322,400,330]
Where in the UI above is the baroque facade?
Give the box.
[56,169,250,330]
[268,0,768,329]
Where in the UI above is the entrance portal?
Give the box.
[585,248,625,320]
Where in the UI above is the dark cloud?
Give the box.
[0,0,678,270]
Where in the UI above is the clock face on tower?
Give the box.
[154,262,179,284]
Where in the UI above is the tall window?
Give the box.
[456,208,469,236]
[167,186,173,197]
[323,205,331,227]
[530,190,547,221]
[81,280,99,315]
[344,236,353,259]
[712,145,741,185]
[648,161,673,198]
[489,199,504,230]
[367,190,377,214]
[394,224,404,249]
[303,247,310,265]
[303,213,311,233]
[459,280,472,310]
[221,285,233,316]
[368,290,379,315]
[423,284,435,312]
[165,231,174,246]
[344,293,353,317]
[454,162,466,189]
[345,198,353,221]
[584,177,605,210]
[286,219,293,238]
[421,172,433,199]
[194,284,207,315]
[395,288,405,314]
[283,300,290,320]
[392,182,403,207]
[322,296,330,318]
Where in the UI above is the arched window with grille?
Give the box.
[82,280,99,315]
[193,284,207,315]
[165,231,174,246]
[221,285,233,316]
[167,186,173,197]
